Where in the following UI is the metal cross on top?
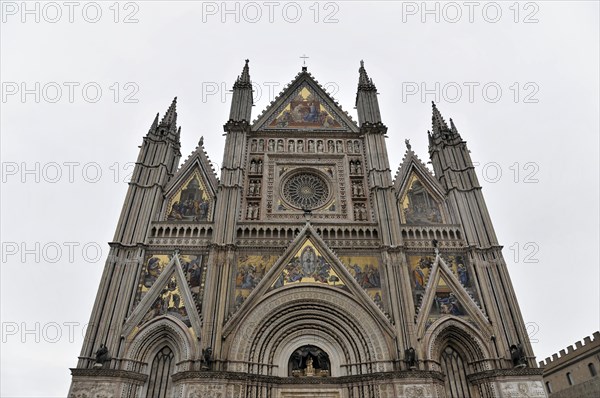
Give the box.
[300,54,309,66]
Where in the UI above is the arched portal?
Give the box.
[226,285,394,378]
[424,317,493,398]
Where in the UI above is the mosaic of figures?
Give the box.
[407,254,478,326]
[400,174,443,224]
[271,241,345,290]
[135,254,206,324]
[267,86,343,129]
[166,171,212,221]
[141,275,191,328]
[234,254,278,308]
[339,255,384,308]
[249,138,361,155]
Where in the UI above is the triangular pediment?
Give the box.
[394,148,445,199]
[123,252,203,339]
[394,149,448,224]
[270,239,346,289]
[413,252,490,338]
[163,144,218,222]
[252,71,359,132]
[223,223,392,338]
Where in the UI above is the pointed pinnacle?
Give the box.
[234,59,252,89]
[148,112,159,133]
[358,60,370,85]
[450,117,458,134]
[358,60,377,91]
[240,59,250,83]
[160,97,178,127]
[431,101,449,134]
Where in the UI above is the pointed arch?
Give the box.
[124,317,194,398]
[423,317,492,373]
[146,345,175,398]
[125,316,196,367]
[423,317,493,398]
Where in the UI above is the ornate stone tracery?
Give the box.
[282,171,330,210]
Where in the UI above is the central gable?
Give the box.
[252,70,359,133]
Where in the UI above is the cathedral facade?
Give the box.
[69,61,546,398]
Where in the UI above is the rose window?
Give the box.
[282,172,330,210]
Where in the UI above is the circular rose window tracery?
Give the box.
[282,172,330,210]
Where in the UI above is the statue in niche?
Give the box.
[277,140,284,152]
[288,140,295,152]
[258,139,264,151]
[289,345,330,377]
[247,204,259,220]
[268,139,275,152]
[201,347,213,370]
[352,182,364,197]
[250,140,257,152]
[405,347,417,369]
[297,140,304,152]
[327,140,334,153]
[308,140,315,152]
[317,140,323,152]
[347,140,353,153]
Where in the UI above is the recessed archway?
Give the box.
[226,285,394,377]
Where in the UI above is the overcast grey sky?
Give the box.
[1,1,599,396]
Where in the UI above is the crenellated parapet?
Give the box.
[539,331,600,369]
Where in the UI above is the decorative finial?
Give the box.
[360,59,364,68]
[432,239,439,255]
[199,136,204,146]
[405,139,412,151]
[245,59,249,65]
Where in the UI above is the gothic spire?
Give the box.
[158,97,178,134]
[235,59,251,87]
[228,59,253,123]
[355,60,382,126]
[358,60,376,89]
[431,101,450,135]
